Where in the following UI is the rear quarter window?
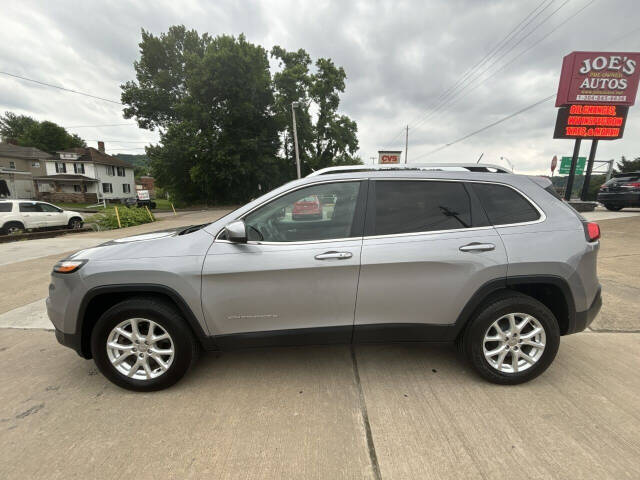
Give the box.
[0,202,13,212]
[472,183,541,225]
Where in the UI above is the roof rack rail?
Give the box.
[306,163,512,177]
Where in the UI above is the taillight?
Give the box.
[623,182,640,188]
[586,222,600,242]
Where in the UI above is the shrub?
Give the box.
[94,207,155,230]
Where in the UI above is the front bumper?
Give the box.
[54,327,84,357]
[569,287,602,334]
[597,192,640,207]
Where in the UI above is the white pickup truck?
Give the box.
[0,200,84,234]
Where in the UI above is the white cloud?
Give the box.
[1,0,639,171]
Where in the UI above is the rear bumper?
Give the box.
[597,192,640,206]
[568,287,602,335]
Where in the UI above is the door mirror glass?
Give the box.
[224,220,247,243]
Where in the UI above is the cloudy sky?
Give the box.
[1,0,639,174]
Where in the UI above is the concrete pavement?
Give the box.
[1,330,639,479]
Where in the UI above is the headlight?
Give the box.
[53,260,87,274]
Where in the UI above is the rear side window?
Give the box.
[19,202,43,213]
[0,202,12,212]
[472,183,540,225]
[373,181,472,235]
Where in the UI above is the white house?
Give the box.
[34,142,136,203]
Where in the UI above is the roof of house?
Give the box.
[0,142,54,160]
[33,174,99,182]
[57,147,134,168]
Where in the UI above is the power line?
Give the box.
[87,139,151,143]
[411,94,555,161]
[396,0,554,142]
[412,0,570,132]
[0,71,123,105]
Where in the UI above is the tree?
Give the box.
[0,112,85,153]
[616,156,640,173]
[122,28,282,204]
[271,47,361,175]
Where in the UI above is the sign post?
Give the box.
[554,51,640,202]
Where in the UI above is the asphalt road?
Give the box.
[1,208,639,479]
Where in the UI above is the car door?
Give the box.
[353,179,508,342]
[18,202,48,229]
[201,180,366,346]
[39,202,66,227]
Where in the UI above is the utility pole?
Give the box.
[291,101,301,178]
[404,125,409,163]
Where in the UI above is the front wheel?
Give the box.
[461,292,560,385]
[91,297,199,391]
[68,218,83,229]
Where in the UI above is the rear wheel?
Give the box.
[2,221,24,235]
[461,292,560,385]
[91,297,199,391]
[604,204,623,211]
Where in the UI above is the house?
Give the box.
[136,175,155,197]
[0,143,52,199]
[34,142,136,204]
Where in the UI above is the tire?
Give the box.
[1,221,25,235]
[604,204,623,211]
[68,217,83,230]
[91,297,199,391]
[461,291,560,385]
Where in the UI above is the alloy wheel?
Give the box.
[482,313,546,374]
[106,318,175,380]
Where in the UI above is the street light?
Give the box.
[291,101,301,179]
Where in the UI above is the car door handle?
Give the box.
[314,251,352,260]
[459,243,495,252]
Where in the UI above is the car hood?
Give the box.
[68,224,212,261]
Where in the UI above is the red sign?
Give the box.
[378,150,401,164]
[553,104,628,140]
[556,51,640,107]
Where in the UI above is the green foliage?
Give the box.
[114,154,151,178]
[120,27,361,204]
[94,206,155,229]
[616,156,640,173]
[0,112,85,153]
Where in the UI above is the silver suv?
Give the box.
[47,165,602,391]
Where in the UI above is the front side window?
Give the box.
[472,183,540,225]
[55,162,66,173]
[102,183,113,193]
[40,203,62,213]
[373,180,472,236]
[243,181,362,242]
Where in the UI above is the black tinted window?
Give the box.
[0,202,12,212]
[473,183,540,225]
[19,202,43,212]
[374,181,472,235]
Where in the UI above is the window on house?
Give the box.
[55,162,67,173]
[73,185,82,193]
[9,161,16,169]
[106,166,115,176]
[123,184,131,193]
[102,183,113,194]
[117,167,125,176]
[32,161,40,168]
[74,163,85,174]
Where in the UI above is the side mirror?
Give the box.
[224,220,247,243]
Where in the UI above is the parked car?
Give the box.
[48,164,601,391]
[124,190,156,209]
[0,200,84,235]
[292,195,323,220]
[597,171,640,211]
